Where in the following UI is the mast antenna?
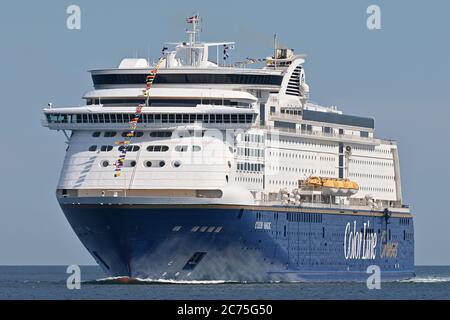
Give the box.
[186,13,201,66]
[273,34,277,70]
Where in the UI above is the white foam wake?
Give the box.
[400,276,450,283]
[94,276,232,285]
[135,278,230,285]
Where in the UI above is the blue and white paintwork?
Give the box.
[43,18,414,282]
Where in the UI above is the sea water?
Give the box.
[0,266,449,300]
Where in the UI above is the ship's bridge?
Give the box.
[90,66,284,90]
[89,17,298,91]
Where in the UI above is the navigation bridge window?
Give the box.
[92,73,283,87]
[46,113,255,125]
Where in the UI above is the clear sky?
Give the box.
[0,0,449,265]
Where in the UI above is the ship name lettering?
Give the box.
[344,221,377,260]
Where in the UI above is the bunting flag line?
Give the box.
[113,55,165,178]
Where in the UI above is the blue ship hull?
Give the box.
[60,201,415,282]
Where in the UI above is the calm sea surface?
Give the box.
[0,266,449,300]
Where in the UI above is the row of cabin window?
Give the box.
[46,113,254,124]
[93,131,171,138]
[269,151,318,160]
[89,145,140,152]
[319,156,335,162]
[147,145,202,152]
[281,109,302,116]
[237,162,264,172]
[237,147,264,158]
[92,131,207,139]
[88,145,201,153]
[319,170,336,176]
[359,186,394,193]
[269,180,300,187]
[350,159,393,167]
[100,160,167,168]
[271,137,335,149]
[235,177,263,184]
[241,133,265,144]
[287,212,322,223]
[348,172,394,180]
[268,166,317,174]
[352,146,392,154]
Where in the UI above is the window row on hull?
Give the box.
[88,145,201,153]
[46,113,255,125]
[92,131,205,139]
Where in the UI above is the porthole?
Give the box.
[159,161,166,167]
[144,161,152,168]
[130,161,136,167]
[101,160,109,168]
[172,160,181,168]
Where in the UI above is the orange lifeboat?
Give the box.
[305,176,322,187]
[305,177,360,196]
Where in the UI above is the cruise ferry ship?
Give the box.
[42,16,414,282]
